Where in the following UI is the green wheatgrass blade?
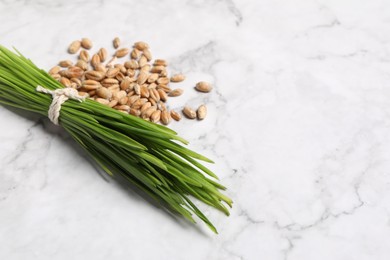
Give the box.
[157,186,185,206]
[60,117,93,139]
[81,100,128,120]
[79,133,165,202]
[139,157,172,188]
[98,141,223,227]
[153,149,206,186]
[87,138,201,223]
[192,186,231,215]
[158,191,196,224]
[171,176,230,215]
[70,115,147,151]
[90,138,161,188]
[170,150,220,180]
[64,126,114,176]
[0,74,48,105]
[136,151,168,171]
[0,98,42,114]
[182,195,218,234]
[61,107,99,125]
[157,149,231,205]
[151,138,214,163]
[136,147,229,214]
[96,115,188,144]
[0,46,231,233]
[158,148,217,185]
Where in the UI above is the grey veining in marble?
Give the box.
[1,0,390,259]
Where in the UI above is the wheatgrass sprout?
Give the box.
[0,46,232,233]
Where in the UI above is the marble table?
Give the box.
[1,0,390,259]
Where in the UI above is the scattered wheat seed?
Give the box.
[197,104,207,120]
[182,106,196,119]
[68,40,81,54]
[81,38,93,49]
[113,37,121,49]
[170,110,181,121]
[195,81,212,93]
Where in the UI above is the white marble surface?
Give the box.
[1,0,390,259]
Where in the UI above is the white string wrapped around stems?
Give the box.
[36,86,86,125]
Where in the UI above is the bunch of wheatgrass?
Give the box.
[0,46,232,233]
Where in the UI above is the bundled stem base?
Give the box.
[0,46,232,233]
